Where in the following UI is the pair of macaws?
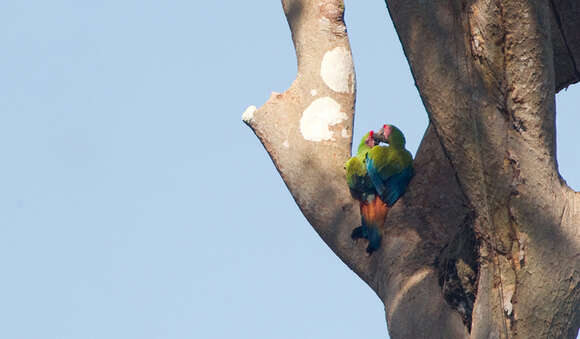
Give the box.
[345,124,413,254]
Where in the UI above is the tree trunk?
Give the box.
[242,0,580,338]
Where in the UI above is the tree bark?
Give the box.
[243,0,580,338]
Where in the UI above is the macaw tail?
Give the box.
[361,194,389,228]
[351,195,388,254]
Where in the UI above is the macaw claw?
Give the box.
[351,225,381,254]
[351,225,368,240]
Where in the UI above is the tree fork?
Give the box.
[243,0,580,338]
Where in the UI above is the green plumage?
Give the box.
[366,125,413,207]
[366,144,413,181]
[345,132,374,199]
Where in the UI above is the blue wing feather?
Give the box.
[367,154,413,207]
[382,167,413,206]
[365,155,387,198]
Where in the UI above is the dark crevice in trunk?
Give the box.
[436,212,480,332]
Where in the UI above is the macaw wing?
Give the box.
[366,146,393,198]
[382,166,413,206]
[366,155,385,197]
[367,146,413,206]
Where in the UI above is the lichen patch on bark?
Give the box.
[503,284,515,316]
[242,105,257,123]
[320,46,355,93]
[299,97,348,141]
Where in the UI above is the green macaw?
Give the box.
[366,124,414,207]
[345,125,414,254]
[345,131,385,254]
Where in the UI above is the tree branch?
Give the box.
[242,0,372,281]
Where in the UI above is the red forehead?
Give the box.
[383,124,392,137]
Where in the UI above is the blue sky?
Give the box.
[0,1,578,339]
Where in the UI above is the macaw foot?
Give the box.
[351,226,382,255]
[351,225,368,240]
[365,226,382,254]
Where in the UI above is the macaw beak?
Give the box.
[375,127,389,144]
[377,127,385,137]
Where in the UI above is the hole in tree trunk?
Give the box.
[435,213,480,332]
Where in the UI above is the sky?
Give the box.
[0,1,578,339]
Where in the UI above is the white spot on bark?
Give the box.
[503,285,515,316]
[320,47,354,93]
[242,105,256,123]
[341,128,350,138]
[310,89,317,96]
[300,97,348,142]
[282,140,289,148]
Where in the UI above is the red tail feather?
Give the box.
[360,195,389,228]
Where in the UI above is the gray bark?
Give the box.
[243,0,580,338]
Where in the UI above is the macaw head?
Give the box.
[356,131,375,154]
[381,124,406,148]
